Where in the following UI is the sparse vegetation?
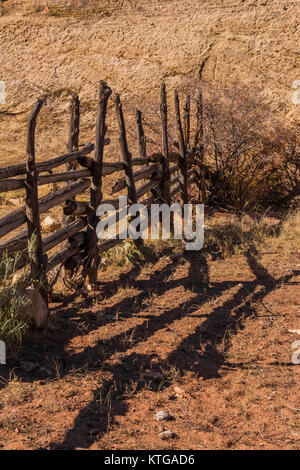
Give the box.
[0,0,299,451]
[0,253,31,346]
[0,372,35,407]
[100,238,183,270]
[200,82,299,211]
[125,80,299,213]
[203,211,282,259]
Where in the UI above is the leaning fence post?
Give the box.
[137,107,160,217]
[67,92,80,168]
[114,93,143,247]
[25,98,48,306]
[183,94,191,150]
[160,82,170,204]
[174,90,188,204]
[84,81,112,288]
[62,93,81,279]
[193,88,206,203]
[63,93,80,226]
[114,94,137,204]
[136,109,147,159]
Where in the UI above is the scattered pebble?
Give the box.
[41,215,60,232]
[158,430,176,440]
[174,386,185,397]
[154,410,172,422]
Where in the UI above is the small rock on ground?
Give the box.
[41,216,60,232]
[154,410,172,422]
[158,430,176,440]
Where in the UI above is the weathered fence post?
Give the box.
[160,82,170,204]
[51,93,79,195]
[25,98,48,306]
[62,93,81,280]
[174,90,188,204]
[63,93,80,226]
[84,81,112,288]
[136,107,161,233]
[114,93,143,247]
[136,109,147,160]
[114,94,137,205]
[193,88,206,203]
[67,93,80,162]
[183,94,191,150]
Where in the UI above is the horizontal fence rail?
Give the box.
[0,81,206,315]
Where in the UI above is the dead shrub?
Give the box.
[119,79,299,212]
[200,81,299,211]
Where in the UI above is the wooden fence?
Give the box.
[0,80,205,310]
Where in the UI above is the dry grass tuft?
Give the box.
[0,373,35,407]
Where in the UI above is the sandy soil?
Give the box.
[0,211,299,450]
[0,0,299,165]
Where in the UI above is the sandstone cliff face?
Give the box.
[0,0,299,163]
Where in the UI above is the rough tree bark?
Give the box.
[160,82,171,204]
[84,81,112,288]
[25,98,48,307]
[114,93,143,247]
[174,90,188,204]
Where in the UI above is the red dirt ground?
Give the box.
[0,213,299,450]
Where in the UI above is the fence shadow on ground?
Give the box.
[0,218,296,448]
[44,247,298,449]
